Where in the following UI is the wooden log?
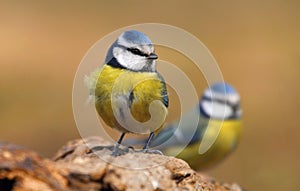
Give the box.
[0,137,243,191]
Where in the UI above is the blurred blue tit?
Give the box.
[125,82,242,169]
[86,30,168,156]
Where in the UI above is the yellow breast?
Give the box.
[165,120,242,170]
[94,65,168,133]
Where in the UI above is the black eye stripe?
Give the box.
[200,97,241,119]
[127,48,149,57]
[202,96,240,109]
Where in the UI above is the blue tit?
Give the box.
[86,30,169,156]
[125,82,242,169]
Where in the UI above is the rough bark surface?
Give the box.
[0,137,243,191]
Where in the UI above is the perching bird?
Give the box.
[86,30,168,156]
[125,82,242,170]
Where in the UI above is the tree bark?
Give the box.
[0,137,243,191]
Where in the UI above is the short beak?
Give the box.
[148,52,158,60]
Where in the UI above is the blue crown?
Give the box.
[121,30,153,45]
[209,82,237,95]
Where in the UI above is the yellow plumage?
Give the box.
[86,30,168,155]
[93,65,168,134]
[164,120,242,170]
[123,82,242,168]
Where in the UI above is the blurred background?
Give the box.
[1,1,299,190]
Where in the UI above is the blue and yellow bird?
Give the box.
[126,83,242,169]
[86,30,168,156]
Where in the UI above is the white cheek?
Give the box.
[202,101,233,119]
[113,47,124,59]
[113,47,147,71]
[120,53,144,70]
[112,47,128,66]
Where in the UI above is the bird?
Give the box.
[86,30,169,156]
[124,82,242,170]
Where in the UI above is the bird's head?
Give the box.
[199,83,242,120]
[105,30,158,72]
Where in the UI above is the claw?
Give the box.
[127,145,135,150]
[111,144,135,156]
[111,132,127,157]
[143,149,164,155]
[133,149,163,155]
[111,144,120,156]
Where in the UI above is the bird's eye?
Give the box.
[127,48,147,57]
[129,48,141,54]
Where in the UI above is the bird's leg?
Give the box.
[143,132,155,150]
[112,132,126,156]
[142,132,163,155]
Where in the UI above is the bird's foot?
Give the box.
[111,148,120,157]
[134,149,163,155]
[111,144,136,156]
